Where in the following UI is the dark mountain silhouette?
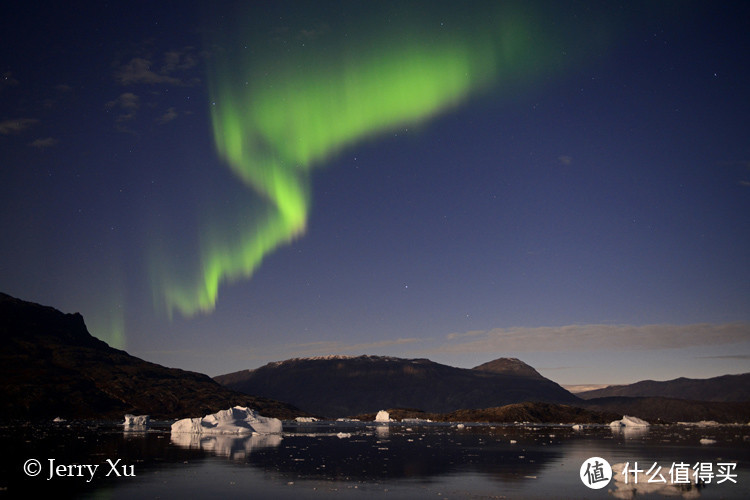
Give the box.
[0,292,308,420]
[582,397,750,424]
[214,355,580,417]
[473,357,546,379]
[576,373,750,402]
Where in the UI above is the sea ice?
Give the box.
[171,406,282,435]
[375,410,390,422]
[124,414,150,429]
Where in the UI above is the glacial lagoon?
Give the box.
[2,419,749,499]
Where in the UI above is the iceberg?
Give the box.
[124,414,150,429]
[610,415,649,438]
[609,415,649,428]
[171,406,282,435]
[375,410,390,423]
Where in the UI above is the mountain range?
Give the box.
[214,355,579,417]
[576,373,750,402]
[2,292,748,422]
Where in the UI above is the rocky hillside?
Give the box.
[0,292,309,420]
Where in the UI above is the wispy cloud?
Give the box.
[557,155,573,165]
[156,107,178,124]
[105,92,140,122]
[0,118,39,134]
[432,322,750,354]
[696,354,750,361]
[114,48,199,86]
[28,137,59,148]
[115,57,183,86]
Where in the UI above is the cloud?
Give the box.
[114,48,200,86]
[161,49,197,73]
[696,354,750,360]
[28,137,59,148]
[156,107,178,124]
[115,57,183,86]
[558,155,573,165]
[433,322,750,354]
[105,92,140,122]
[0,118,39,134]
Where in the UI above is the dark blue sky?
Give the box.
[1,1,748,384]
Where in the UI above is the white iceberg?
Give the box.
[375,410,390,423]
[124,414,150,428]
[171,406,282,435]
[609,415,649,428]
[610,415,650,438]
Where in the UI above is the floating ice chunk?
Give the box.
[609,415,649,428]
[124,414,150,429]
[337,432,352,439]
[375,410,390,422]
[295,417,318,422]
[699,438,717,445]
[678,420,720,427]
[456,423,465,429]
[171,406,281,435]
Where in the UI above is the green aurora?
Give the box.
[151,4,579,317]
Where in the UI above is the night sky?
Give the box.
[1,1,748,385]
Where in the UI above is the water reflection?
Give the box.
[610,425,650,439]
[170,433,282,459]
[1,421,748,499]
[609,462,704,499]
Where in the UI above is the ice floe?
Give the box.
[171,406,281,435]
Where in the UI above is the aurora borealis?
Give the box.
[155,3,550,317]
[1,1,748,384]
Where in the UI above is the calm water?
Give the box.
[1,419,748,499]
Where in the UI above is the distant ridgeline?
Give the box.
[214,355,750,422]
[214,354,579,417]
